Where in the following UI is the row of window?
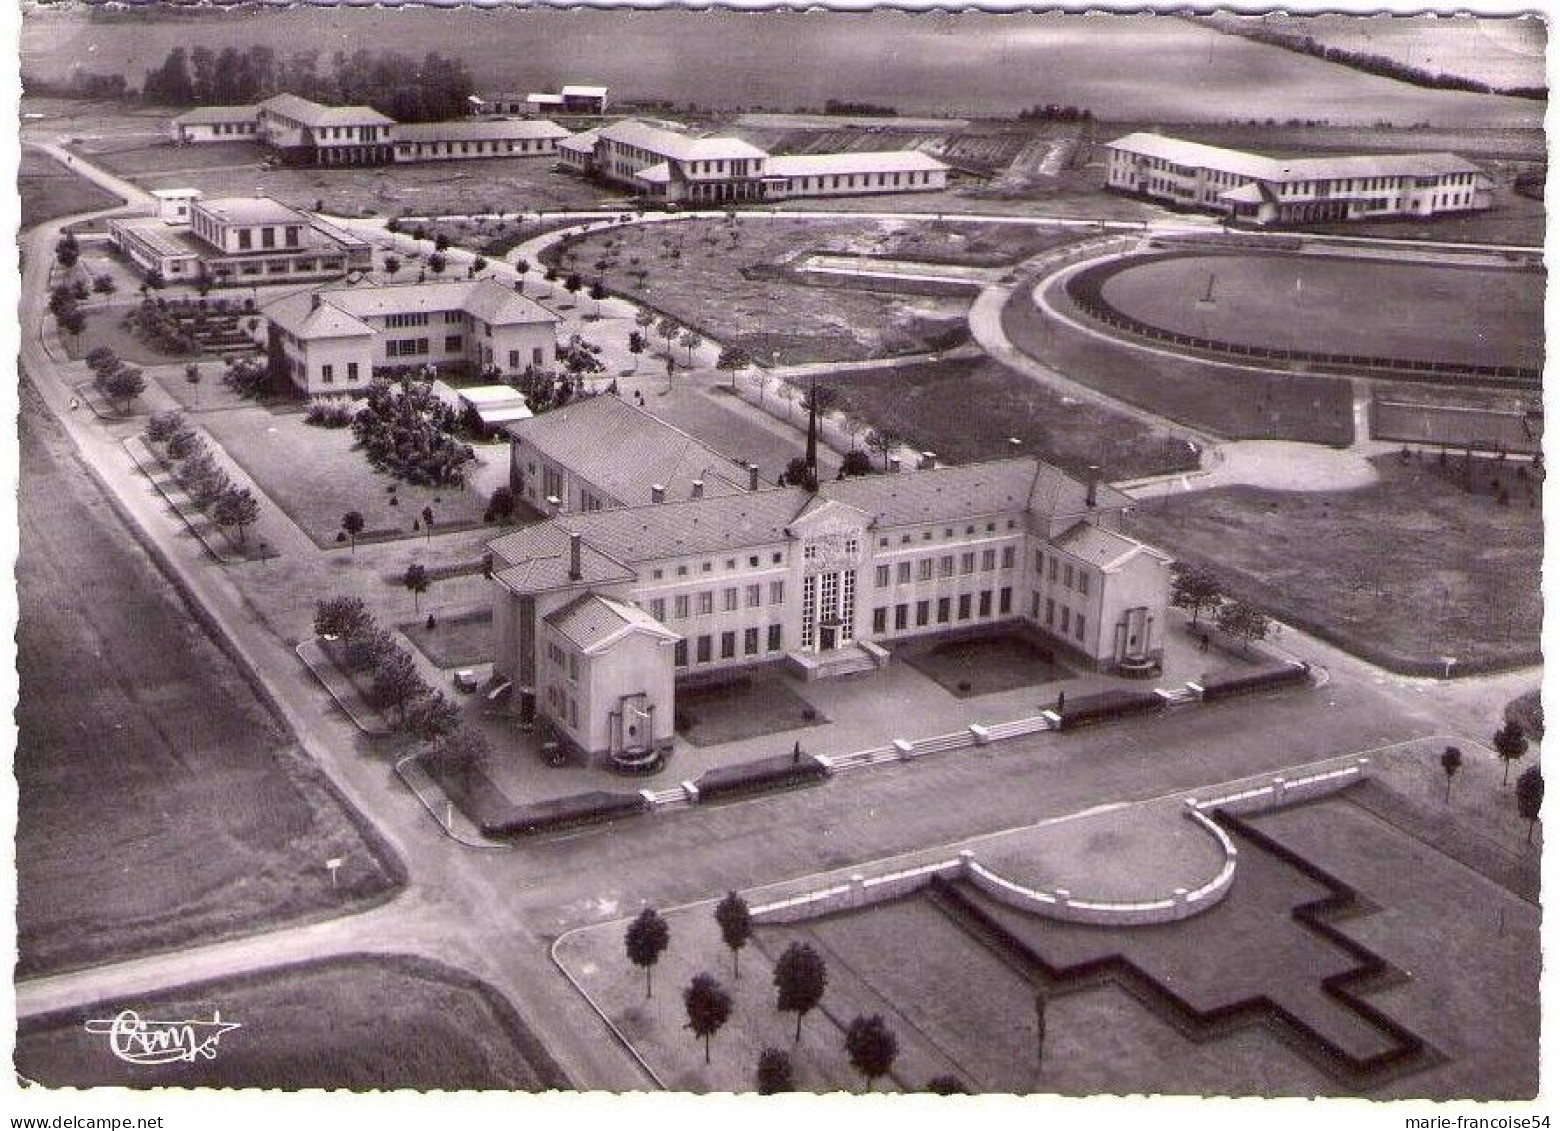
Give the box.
[1042,596,1088,643]
[673,624,784,667]
[648,581,785,622]
[233,225,303,252]
[199,121,257,136]
[648,551,786,581]
[318,361,360,385]
[879,519,1017,548]
[1034,550,1090,596]
[395,139,554,157]
[542,682,579,731]
[873,586,1013,633]
[874,544,1017,587]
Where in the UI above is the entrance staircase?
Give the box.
[785,641,889,682]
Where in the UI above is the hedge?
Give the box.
[1195,661,1311,702]
[1054,688,1165,731]
[483,790,649,839]
[693,752,830,803]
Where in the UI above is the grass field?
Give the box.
[1128,453,1541,673]
[15,382,400,978]
[1097,253,1543,372]
[1006,276,1355,445]
[551,217,973,365]
[19,148,123,230]
[198,403,494,548]
[399,608,494,670]
[823,355,1203,481]
[15,955,569,1090]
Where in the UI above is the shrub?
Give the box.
[305,401,355,429]
[143,410,185,445]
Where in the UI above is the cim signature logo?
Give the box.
[84,1010,242,1066]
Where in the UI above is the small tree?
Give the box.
[383,254,401,279]
[866,428,903,471]
[588,278,607,317]
[1440,745,1463,804]
[714,891,753,979]
[424,725,490,780]
[404,563,431,613]
[1215,599,1269,654]
[340,509,365,554]
[212,486,260,546]
[427,252,448,276]
[404,690,461,742]
[678,329,703,366]
[1494,720,1529,786]
[55,232,80,270]
[682,973,733,1065]
[371,646,425,723]
[92,273,116,296]
[143,410,186,446]
[57,304,86,342]
[716,345,750,390]
[627,330,647,370]
[844,1014,899,1092]
[314,595,373,640]
[1516,765,1544,844]
[1170,563,1223,627]
[421,504,435,543]
[625,907,671,999]
[755,1047,794,1095]
[774,941,828,1042]
[656,316,680,358]
[840,449,874,478]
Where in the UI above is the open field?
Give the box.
[551,216,973,365]
[1007,275,1355,445]
[1128,453,1541,674]
[15,955,569,1090]
[19,148,122,230]
[823,355,1203,481]
[198,403,496,549]
[1097,253,1543,372]
[15,382,400,978]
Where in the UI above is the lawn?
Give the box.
[19,148,123,229]
[400,607,494,670]
[1005,273,1356,445]
[199,402,495,549]
[549,216,974,365]
[1096,252,1543,373]
[15,383,401,978]
[822,355,1203,481]
[676,671,827,747]
[417,214,604,258]
[64,303,207,367]
[898,630,1078,699]
[15,955,569,1090]
[1128,453,1542,674]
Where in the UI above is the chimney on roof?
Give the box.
[568,531,582,581]
[651,483,666,504]
[1086,465,1100,509]
[1008,437,1022,453]
[747,462,760,492]
[691,479,704,500]
[888,455,902,474]
[919,451,937,471]
[546,494,562,516]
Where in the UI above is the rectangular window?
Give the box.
[915,600,930,627]
[1078,572,1090,596]
[938,555,954,578]
[746,584,762,608]
[896,562,911,584]
[649,598,666,621]
[261,227,276,249]
[960,552,976,575]
[767,625,782,652]
[1049,559,1059,582]
[872,607,887,634]
[445,335,463,353]
[720,631,736,660]
[917,559,934,582]
[1002,546,1016,570]
[769,581,785,604]
[982,548,997,572]
[957,594,972,621]
[723,587,739,612]
[1064,563,1075,590]
[1030,592,1040,619]
[321,364,334,383]
[237,229,252,250]
[698,592,714,616]
[999,587,1013,615]
[347,362,359,381]
[875,565,890,588]
[936,597,951,624]
[696,635,712,663]
[894,604,908,630]
[1060,607,1071,634]
[1034,550,1045,574]
[1076,614,1087,642]
[674,595,690,619]
[744,627,760,655]
[979,590,993,618]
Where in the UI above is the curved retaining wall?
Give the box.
[749,759,1369,928]
[1064,251,1540,387]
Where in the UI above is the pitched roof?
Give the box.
[558,128,601,154]
[262,291,376,340]
[492,522,636,594]
[544,593,679,653]
[266,280,556,338]
[820,458,1126,529]
[561,85,609,99]
[598,119,769,163]
[395,119,571,144]
[1053,522,1170,572]
[173,104,258,125]
[506,394,751,506]
[260,93,395,128]
[764,151,949,177]
[1107,132,1486,184]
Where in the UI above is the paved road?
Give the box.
[13,143,1541,1092]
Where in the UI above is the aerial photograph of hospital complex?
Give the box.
[9,2,1548,1115]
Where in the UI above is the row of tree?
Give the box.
[143,411,262,546]
[1169,563,1271,652]
[141,45,476,123]
[313,595,461,736]
[625,899,928,1091]
[1242,29,1546,100]
[1438,720,1542,844]
[85,346,146,413]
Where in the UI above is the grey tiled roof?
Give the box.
[1054,520,1170,572]
[544,593,678,652]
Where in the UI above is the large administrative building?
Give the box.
[488,400,1171,765]
[1104,133,1493,225]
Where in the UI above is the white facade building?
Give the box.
[1105,133,1493,226]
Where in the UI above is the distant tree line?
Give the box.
[140,44,474,122]
[1018,103,1094,122]
[22,69,132,100]
[1244,30,1546,100]
[821,98,898,117]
